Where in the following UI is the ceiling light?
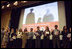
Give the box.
[21,1,27,3]
[2,6,4,9]
[23,1,27,3]
[13,1,18,6]
[7,4,10,7]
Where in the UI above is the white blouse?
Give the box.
[17,32,22,38]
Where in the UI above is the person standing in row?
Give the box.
[28,28,34,39]
[67,27,71,48]
[22,28,28,48]
[35,26,42,48]
[27,28,34,48]
[1,27,5,43]
[61,26,69,48]
[44,26,50,48]
[1,27,10,48]
[16,28,23,48]
[52,25,60,48]
[8,28,16,48]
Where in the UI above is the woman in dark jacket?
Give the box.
[8,28,16,48]
[44,26,50,48]
[61,26,69,48]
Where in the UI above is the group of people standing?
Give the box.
[1,25,71,48]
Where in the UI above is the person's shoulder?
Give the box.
[49,30,50,32]
[52,30,54,32]
[57,29,60,31]
[32,12,34,14]
[61,31,63,33]
[8,33,10,34]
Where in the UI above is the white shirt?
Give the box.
[50,34,53,40]
[67,33,71,38]
[41,34,44,39]
[12,36,16,39]
[59,35,63,40]
[46,31,49,34]
[33,35,36,39]
[17,32,22,38]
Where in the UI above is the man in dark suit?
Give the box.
[52,25,60,48]
[35,26,42,48]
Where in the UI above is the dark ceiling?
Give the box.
[1,1,7,4]
[1,1,43,9]
[1,1,56,10]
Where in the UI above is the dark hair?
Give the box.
[30,28,33,32]
[37,26,40,28]
[2,27,5,31]
[69,27,71,32]
[30,8,33,11]
[19,28,22,32]
[11,28,14,31]
[24,28,27,32]
[55,25,58,27]
[46,26,49,31]
[63,26,67,31]
[37,26,40,31]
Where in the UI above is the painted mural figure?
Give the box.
[25,9,35,24]
[43,9,54,22]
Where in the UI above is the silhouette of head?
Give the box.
[30,28,33,32]
[37,26,40,30]
[55,25,58,29]
[30,8,33,13]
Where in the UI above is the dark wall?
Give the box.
[64,1,71,28]
[10,8,21,30]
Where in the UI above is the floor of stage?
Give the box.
[6,39,71,48]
